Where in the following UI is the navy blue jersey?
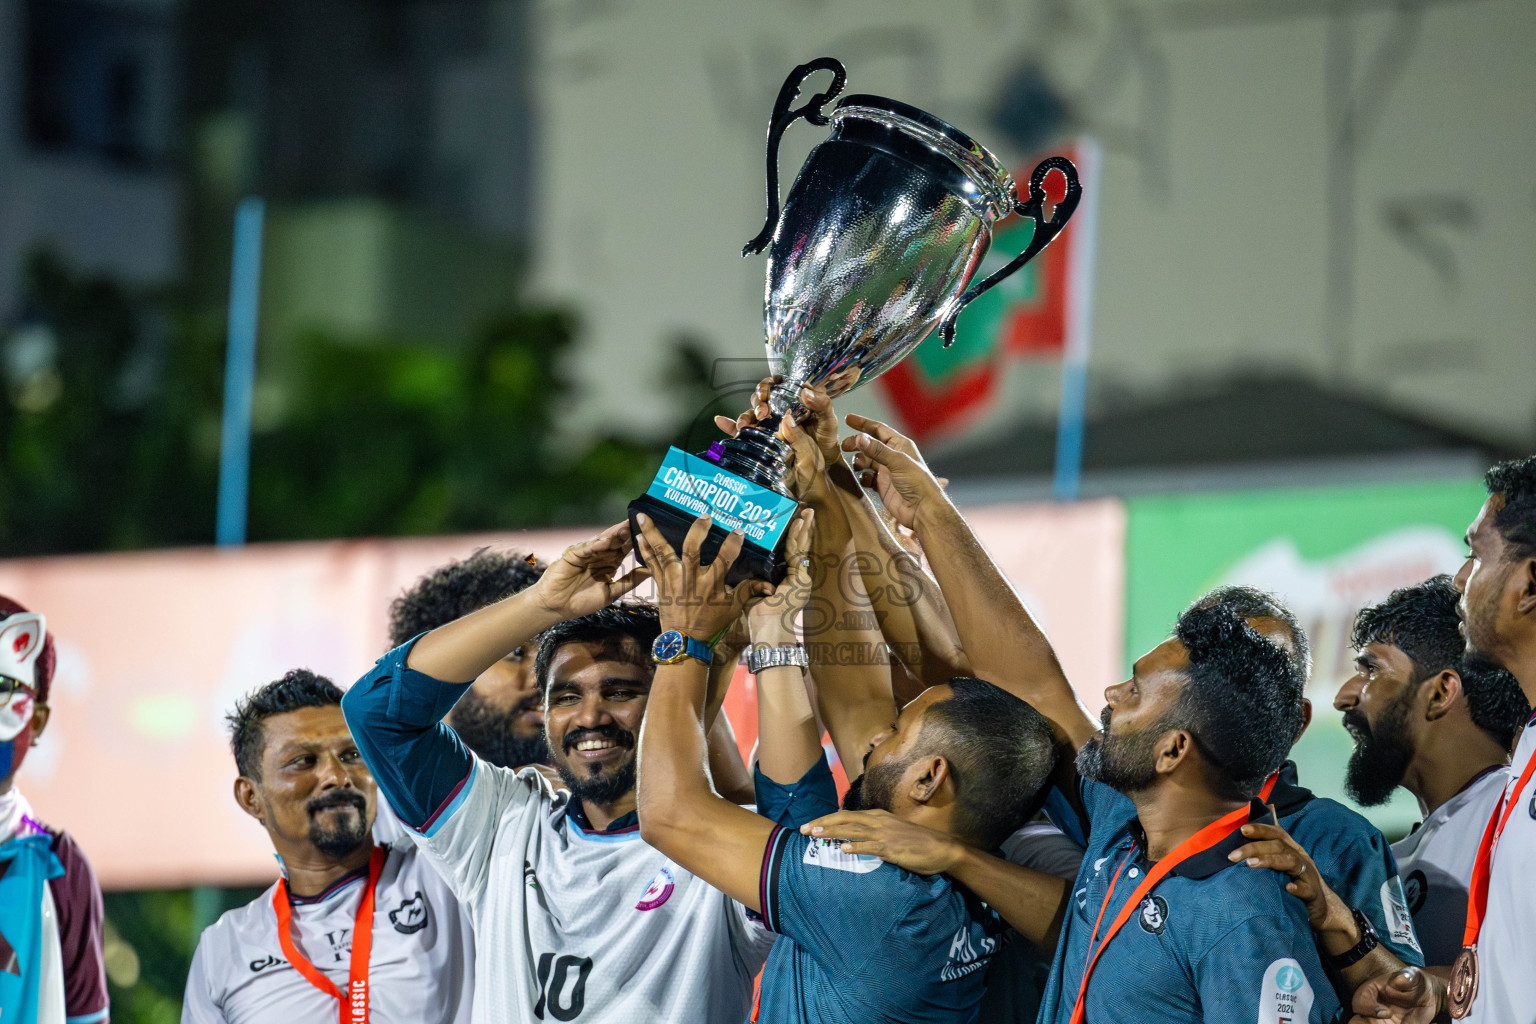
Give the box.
[753,761,1007,1024]
[1039,775,1342,1024]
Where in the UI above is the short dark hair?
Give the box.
[388,549,545,648]
[1486,456,1536,561]
[1189,585,1311,683]
[0,596,56,703]
[227,669,345,780]
[1353,575,1529,752]
[534,605,662,692]
[1171,604,1304,800]
[916,677,1058,849]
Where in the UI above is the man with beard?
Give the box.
[632,511,1058,1024]
[1347,455,1536,1022]
[183,670,474,1024]
[0,598,109,1024]
[805,415,1397,1023]
[342,523,776,1024]
[1332,576,1527,967]
[388,549,551,769]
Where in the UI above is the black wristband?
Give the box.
[1327,908,1380,969]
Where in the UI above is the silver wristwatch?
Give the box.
[745,643,809,675]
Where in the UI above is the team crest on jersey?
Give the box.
[1380,878,1421,953]
[635,866,675,911]
[1258,958,1315,1024]
[389,890,429,934]
[1138,895,1169,935]
[1403,870,1427,914]
[249,955,283,972]
[939,928,998,982]
[802,838,881,874]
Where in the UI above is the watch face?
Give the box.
[653,631,685,662]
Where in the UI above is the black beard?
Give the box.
[842,773,866,811]
[552,725,637,809]
[1343,696,1415,807]
[857,752,911,813]
[307,790,369,859]
[449,689,550,769]
[1076,707,1162,793]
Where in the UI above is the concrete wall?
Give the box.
[526,0,1536,451]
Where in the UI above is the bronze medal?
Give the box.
[1448,946,1479,1019]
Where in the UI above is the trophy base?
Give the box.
[628,494,786,585]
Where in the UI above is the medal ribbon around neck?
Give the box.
[1069,772,1277,1024]
[1449,746,1536,1018]
[273,845,386,1024]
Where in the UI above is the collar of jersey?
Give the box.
[283,863,370,905]
[564,803,641,840]
[1268,760,1314,817]
[1124,795,1275,881]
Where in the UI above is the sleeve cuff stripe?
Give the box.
[415,761,476,837]
[67,1010,110,1024]
[760,826,790,933]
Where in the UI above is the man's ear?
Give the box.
[234,776,266,825]
[1423,670,1464,722]
[1517,558,1536,616]
[1295,698,1314,744]
[1154,730,1192,776]
[907,754,950,805]
[29,702,50,741]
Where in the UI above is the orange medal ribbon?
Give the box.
[273,846,387,1024]
[1068,773,1277,1024]
[1449,743,1536,1018]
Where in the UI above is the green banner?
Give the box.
[1125,479,1487,836]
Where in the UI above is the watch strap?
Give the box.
[745,643,809,675]
[1327,908,1380,969]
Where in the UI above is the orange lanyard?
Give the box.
[273,846,386,1024]
[1069,773,1277,1024]
[1461,747,1536,948]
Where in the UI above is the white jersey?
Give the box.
[1390,765,1508,966]
[409,757,774,1024]
[1465,722,1536,1024]
[182,843,473,1024]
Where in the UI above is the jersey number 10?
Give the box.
[534,953,593,1021]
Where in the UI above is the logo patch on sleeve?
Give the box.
[1380,878,1422,954]
[803,838,881,874]
[1258,958,1314,1024]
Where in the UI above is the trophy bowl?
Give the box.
[630,57,1081,584]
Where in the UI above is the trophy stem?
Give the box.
[715,424,792,496]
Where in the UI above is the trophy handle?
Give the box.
[741,57,848,257]
[937,155,1082,347]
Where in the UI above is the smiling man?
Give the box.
[183,670,474,1024]
[342,524,775,1024]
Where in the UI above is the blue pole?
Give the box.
[216,197,266,546]
[1052,139,1100,502]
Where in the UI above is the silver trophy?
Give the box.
[630,57,1081,582]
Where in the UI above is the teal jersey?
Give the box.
[752,759,1007,1024]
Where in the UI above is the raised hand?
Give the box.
[799,809,963,876]
[533,522,651,619]
[634,513,771,639]
[747,508,816,646]
[841,413,947,530]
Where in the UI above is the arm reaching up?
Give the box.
[841,415,1098,750]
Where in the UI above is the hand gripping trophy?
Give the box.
[630,57,1082,582]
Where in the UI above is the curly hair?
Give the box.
[389,548,546,648]
[533,604,661,692]
[1171,603,1305,800]
[1353,575,1529,752]
[0,596,56,704]
[1486,455,1536,561]
[1187,585,1312,683]
[227,669,344,780]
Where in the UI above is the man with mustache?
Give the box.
[0,598,109,1024]
[1348,455,1536,1022]
[1332,576,1527,968]
[182,669,475,1024]
[388,548,552,770]
[342,524,776,1024]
